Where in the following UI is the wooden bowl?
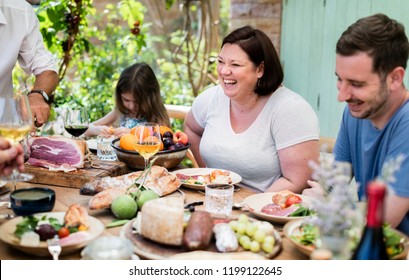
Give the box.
[111,138,189,170]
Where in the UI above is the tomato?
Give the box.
[284,195,302,208]
[58,227,70,238]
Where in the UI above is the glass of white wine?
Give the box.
[133,122,161,169]
[0,92,33,182]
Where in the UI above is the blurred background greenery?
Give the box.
[15,0,230,133]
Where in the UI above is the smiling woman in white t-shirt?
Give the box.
[184,26,320,193]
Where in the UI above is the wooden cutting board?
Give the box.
[24,155,130,189]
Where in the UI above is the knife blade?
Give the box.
[0,186,11,196]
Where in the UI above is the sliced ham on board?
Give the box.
[27,136,88,172]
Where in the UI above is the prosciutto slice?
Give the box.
[27,136,87,172]
[261,203,298,217]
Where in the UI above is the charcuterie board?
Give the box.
[24,155,129,189]
[120,216,282,260]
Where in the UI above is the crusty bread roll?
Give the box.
[140,196,184,246]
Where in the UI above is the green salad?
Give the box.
[291,223,405,258]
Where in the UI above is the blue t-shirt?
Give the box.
[334,100,409,235]
[119,115,146,129]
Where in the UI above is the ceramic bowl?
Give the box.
[111,138,189,170]
[10,187,56,216]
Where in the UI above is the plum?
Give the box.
[163,138,175,149]
[163,131,173,139]
[174,143,186,150]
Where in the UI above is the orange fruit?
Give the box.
[130,126,150,141]
[159,125,173,136]
[119,134,137,151]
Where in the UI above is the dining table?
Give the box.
[0,155,308,260]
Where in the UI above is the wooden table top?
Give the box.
[0,168,308,260]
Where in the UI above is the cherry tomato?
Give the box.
[58,227,70,238]
[284,195,302,208]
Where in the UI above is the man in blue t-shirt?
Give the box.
[305,14,409,235]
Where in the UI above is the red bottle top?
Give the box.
[366,181,387,227]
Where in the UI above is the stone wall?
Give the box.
[230,0,282,53]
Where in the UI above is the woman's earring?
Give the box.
[257,78,260,87]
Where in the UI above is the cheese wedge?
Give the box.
[140,196,184,246]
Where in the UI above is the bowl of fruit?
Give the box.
[111,126,190,170]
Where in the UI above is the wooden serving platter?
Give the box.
[120,217,282,260]
[24,155,129,189]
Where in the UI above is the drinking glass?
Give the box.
[64,108,89,138]
[0,93,34,183]
[97,135,117,161]
[205,183,234,217]
[133,122,161,169]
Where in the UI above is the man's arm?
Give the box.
[385,194,409,228]
[29,70,59,127]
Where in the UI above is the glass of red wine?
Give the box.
[64,108,89,138]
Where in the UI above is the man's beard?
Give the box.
[349,80,389,120]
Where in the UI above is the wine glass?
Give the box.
[0,92,34,183]
[133,122,161,169]
[64,108,89,138]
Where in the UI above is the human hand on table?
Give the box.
[112,127,131,138]
[99,126,130,138]
[99,126,115,138]
[301,180,326,200]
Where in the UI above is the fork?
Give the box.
[47,235,61,260]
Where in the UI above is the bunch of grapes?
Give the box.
[229,214,276,254]
[131,21,141,35]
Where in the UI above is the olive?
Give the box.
[35,224,57,241]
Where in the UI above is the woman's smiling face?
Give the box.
[217,43,263,99]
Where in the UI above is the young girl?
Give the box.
[85,62,170,138]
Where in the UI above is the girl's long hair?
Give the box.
[115,62,170,127]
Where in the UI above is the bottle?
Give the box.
[351,181,389,260]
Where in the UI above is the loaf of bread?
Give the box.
[87,165,181,209]
[139,196,184,246]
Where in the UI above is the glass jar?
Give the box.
[81,236,135,260]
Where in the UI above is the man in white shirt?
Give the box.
[0,0,59,127]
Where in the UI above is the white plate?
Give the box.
[172,168,242,191]
[0,212,104,257]
[0,180,6,189]
[86,139,98,151]
[243,192,315,224]
[283,219,409,260]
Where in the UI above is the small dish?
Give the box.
[283,219,409,260]
[86,138,98,152]
[172,168,242,191]
[0,212,104,257]
[10,187,55,216]
[243,192,315,224]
